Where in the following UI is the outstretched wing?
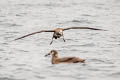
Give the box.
[14,30,54,40]
[63,27,104,31]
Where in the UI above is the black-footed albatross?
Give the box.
[14,27,105,45]
[45,50,85,64]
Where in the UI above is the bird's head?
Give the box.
[45,50,58,57]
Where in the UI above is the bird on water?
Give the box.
[45,50,85,64]
[14,27,104,45]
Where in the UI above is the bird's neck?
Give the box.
[51,54,59,64]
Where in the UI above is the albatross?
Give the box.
[45,50,85,64]
[14,27,104,45]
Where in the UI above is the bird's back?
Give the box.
[58,57,85,63]
[54,28,63,33]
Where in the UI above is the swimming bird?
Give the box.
[45,50,85,64]
[14,27,104,45]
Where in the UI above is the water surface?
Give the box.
[0,0,120,80]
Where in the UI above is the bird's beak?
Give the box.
[44,53,50,57]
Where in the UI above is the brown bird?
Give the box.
[14,27,104,45]
[45,50,85,64]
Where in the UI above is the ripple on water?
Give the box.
[0,23,22,27]
[109,72,120,78]
[34,75,46,79]
[65,19,94,24]
[0,77,24,80]
[62,43,96,49]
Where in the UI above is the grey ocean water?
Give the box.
[0,0,120,80]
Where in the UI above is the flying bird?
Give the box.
[14,27,104,45]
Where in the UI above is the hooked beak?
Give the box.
[44,53,50,57]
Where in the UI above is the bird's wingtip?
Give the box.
[14,38,22,41]
[101,29,108,31]
[14,38,19,41]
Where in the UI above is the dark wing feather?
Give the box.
[58,57,75,62]
[14,30,54,40]
[63,27,104,31]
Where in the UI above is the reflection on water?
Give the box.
[0,0,120,80]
